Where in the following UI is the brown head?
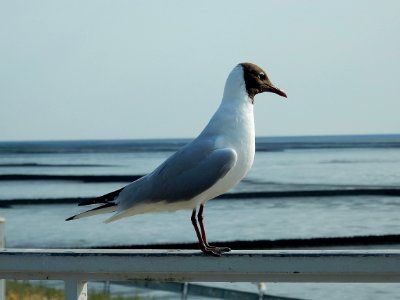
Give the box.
[240,62,287,101]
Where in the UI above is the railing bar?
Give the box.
[0,249,399,283]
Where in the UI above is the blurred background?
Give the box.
[1,1,400,299]
[1,0,399,140]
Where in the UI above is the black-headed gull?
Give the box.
[66,63,287,256]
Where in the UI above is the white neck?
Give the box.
[199,65,254,139]
[220,65,251,108]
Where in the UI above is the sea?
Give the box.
[0,134,400,300]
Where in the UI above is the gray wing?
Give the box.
[135,143,237,203]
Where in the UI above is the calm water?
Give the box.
[0,135,400,300]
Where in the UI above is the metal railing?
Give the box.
[0,248,400,299]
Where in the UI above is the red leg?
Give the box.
[198,204,231,253]
[191,208,220,256]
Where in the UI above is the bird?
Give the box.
[66,62,287,256]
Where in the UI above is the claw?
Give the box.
[214,246,231,253]
[205,244,231,253]
[201,246,221,257]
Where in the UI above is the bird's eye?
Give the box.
[258,72,266,80]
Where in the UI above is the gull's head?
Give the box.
[240,62,287,101]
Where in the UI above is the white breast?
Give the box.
[194,66,256,203]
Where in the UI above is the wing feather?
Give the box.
[120,145,238,205]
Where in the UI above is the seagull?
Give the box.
[66,62,287,256]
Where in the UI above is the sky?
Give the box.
[1,1,399,141]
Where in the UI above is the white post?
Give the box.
[64,280,88,300]
[0,218,5,300]
[181,282,189,300]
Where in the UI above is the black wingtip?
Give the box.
[78,187,124,206]
[65,216,75,221]
[78,200,93,206]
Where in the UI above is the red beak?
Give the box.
[269,85,287,98]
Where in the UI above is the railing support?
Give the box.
[0,218,5,300]
[181,282,189,300]
[64,280,87,300]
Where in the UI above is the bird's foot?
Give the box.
[206,243,231,253]
[201,246,222,257]
[201,245,231,256]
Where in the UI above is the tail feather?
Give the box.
[78,187,123,206]
[66,187,124,221]
[66,202,117,221]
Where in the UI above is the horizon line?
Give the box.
[1,133,400,144]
